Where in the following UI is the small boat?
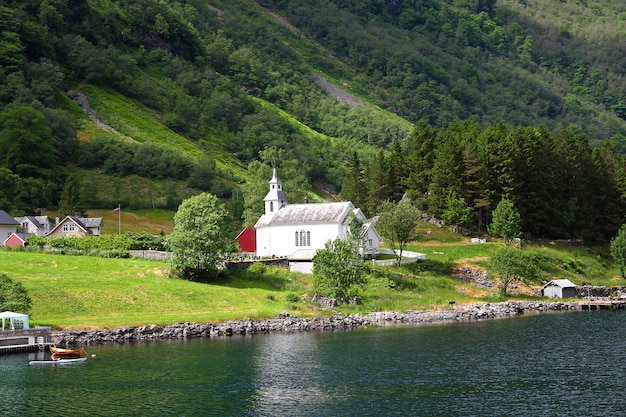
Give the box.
[29,357,87,365]
[50,346,85,358]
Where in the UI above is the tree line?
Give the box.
[342,121,626,241]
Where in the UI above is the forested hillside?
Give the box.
[0,0,625,240]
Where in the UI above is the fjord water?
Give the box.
[2,310,625,417]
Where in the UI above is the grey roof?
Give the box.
[16,232,32,240]
[80,217,102,228]
[266,202,353,225]
[542,279,576,289]
[0,210,19,225]
[25,216,41,228]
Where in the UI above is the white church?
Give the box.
[254,164,380,272]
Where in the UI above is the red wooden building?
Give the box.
[236,227,256,253]
[3,232,31,247]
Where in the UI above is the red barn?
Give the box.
[236,227,256,253]
[3,232,31,247]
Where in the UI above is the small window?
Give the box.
[270,202,274,212]
[307,231,311,246]
[295,231,299,246]
[62,223,75,232]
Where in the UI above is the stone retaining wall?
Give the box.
[50,301,581,346]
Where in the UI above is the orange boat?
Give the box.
[50,346,85,358]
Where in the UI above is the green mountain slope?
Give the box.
[1,0,626,231]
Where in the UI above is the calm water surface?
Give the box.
[1,310,625,416]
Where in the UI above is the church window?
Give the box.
[295,231,299,246]
[307,231,311,246]
[299,230,305,246]
[270,202,273,212]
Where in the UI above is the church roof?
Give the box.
[261,201,354,226]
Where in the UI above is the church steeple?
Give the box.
[263,160,287,217]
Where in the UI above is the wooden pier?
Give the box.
[580,300,626,311]
[0,327,53,354]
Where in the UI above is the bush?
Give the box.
[0,273,32,314]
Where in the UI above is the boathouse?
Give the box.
[541,279,577,299]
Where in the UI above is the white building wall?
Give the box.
[256,223,345,258]
[543,286,561,298]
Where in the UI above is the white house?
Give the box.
[0,210,19,245]
[14,216,54,236]
[254,164,380,263]
[46,216,102,238]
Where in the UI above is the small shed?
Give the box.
[0,311,30,330]
[541,279,577,299]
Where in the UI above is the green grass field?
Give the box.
[1,220,622,330]
[0,251,314,329]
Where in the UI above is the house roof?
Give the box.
[46,216,90,236]
[261,202,354,226]
[80,217,102,228]
[0,210,19,225]
[3,232,32,245]
[542,279,576,289]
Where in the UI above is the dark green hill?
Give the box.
[1,0,626,239]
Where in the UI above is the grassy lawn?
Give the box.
[1,226,622,330]
[0,251,314,329]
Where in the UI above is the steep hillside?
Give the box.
[1,0,626,234]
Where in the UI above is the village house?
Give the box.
[3,232,32,247]
[46,216,102,238]
[0,210,19,245]
[252,164,380,272]
[14,215,54,236]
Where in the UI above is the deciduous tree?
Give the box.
[610,224,626,278]
[0,273,32,314]
[313,237,366,303]
[376,199,421,265]
[488,198,521,244]
[488,246,538,295]
[166,193,233,281]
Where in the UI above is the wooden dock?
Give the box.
[580,300,626,311]
[0,327,53,354]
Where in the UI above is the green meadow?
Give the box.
[0,251,314,329]
[2,222,621,330]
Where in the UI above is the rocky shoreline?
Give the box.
[51,301,584,346]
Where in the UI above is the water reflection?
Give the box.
[248,332,334,416]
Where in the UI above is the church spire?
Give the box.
[263,160,287,217]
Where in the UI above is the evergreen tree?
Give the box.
[341,152,369,215]
[404,121,438,208]
[58,175,86,217]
